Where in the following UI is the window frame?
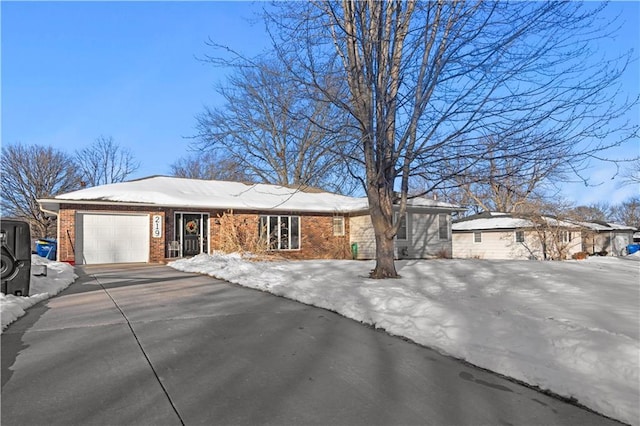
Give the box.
[333,216,345,236]
[515,230,525,243]
[259,215,301,251]
[559,230,571,243]
[394,212,408,241]
[438,214,449,240]
[473,231,482,244]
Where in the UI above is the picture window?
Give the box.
[259,215,300,251]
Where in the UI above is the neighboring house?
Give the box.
[38,176,461,265]
[452,212,583,260]
[350,198,464,260]
[577,221,637,256]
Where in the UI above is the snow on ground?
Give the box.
[1,255,77,332]
[1,252,637,424]
[170,253,640,426]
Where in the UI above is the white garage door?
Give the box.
[77,213,150,264]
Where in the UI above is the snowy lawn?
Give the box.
[170,253,640,426]
[1,255,77,332]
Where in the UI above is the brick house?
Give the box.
[38,176,461,265]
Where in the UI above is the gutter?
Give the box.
[34,198,362,215]
[39,197,463,216]
[38,202,59,218]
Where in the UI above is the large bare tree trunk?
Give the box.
[368,186,398,278]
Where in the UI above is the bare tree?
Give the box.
[620,159,640,186]
[194,56,360,195]
[266,1,638,277]
[610,196,640,228]
[170,151,254,182]
[1,144,81,238]
[524,200,585,260]
[569,203,612,222]
[75,136,139,187]
[444,136,563,214]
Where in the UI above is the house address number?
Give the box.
[152,215,162,238]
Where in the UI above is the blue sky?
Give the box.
[2,1,270,177]
[2,1,639,206]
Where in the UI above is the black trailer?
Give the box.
[1,219,32,296]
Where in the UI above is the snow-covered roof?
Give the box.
[38,176,460,214]
[404,197,462,210]
[453,212,637,232]
[452,216,533,231]
[574,221,637,232]
[453,213,579,231]
[600,222,636,231]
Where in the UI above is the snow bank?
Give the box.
[1,255,77,332]
[170,253,640,426]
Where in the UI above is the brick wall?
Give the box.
[149,211,166,262]
[57,208,76,263]
[298,214,351,259]
[210,211,352,260]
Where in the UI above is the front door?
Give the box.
[178,213,208,257]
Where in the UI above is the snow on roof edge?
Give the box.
[39,176,461,214]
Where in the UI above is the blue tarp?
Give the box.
[36,239,57,260]
[627,244,640,255]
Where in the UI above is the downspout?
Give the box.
[39,205,60,261]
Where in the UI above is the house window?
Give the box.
[259,215,300,250]
[438,214,449,240]
[333,216,345,236]
[560,231,571,243]
[395,213,408,240]
[474,231,482,243]
[515,230,525,243]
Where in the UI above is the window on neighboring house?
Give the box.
[438,214,449,240]
[515,230,525,243]
[333,216,345,236]
[395,213,408,240]
[259,215,300,250]
[474,231,482,243]
[560,230,571,243]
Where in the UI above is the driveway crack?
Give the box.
[93,275,185,426]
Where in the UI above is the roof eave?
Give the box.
[38,198,365,215]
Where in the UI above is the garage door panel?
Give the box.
[77,213,149,264]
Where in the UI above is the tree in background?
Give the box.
[1,144,81,238]
[610,196,640,229]
[441,136,564,215]
[75,136,139,187]
[569,203,611,223]
[195,57,359,195]
[621,159,640,186]
[266,1,637,277]
[170,151,253,182]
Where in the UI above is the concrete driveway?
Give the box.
[1,264,623,425]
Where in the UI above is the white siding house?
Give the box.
[452,212,583,260]
[578,221,637,256]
